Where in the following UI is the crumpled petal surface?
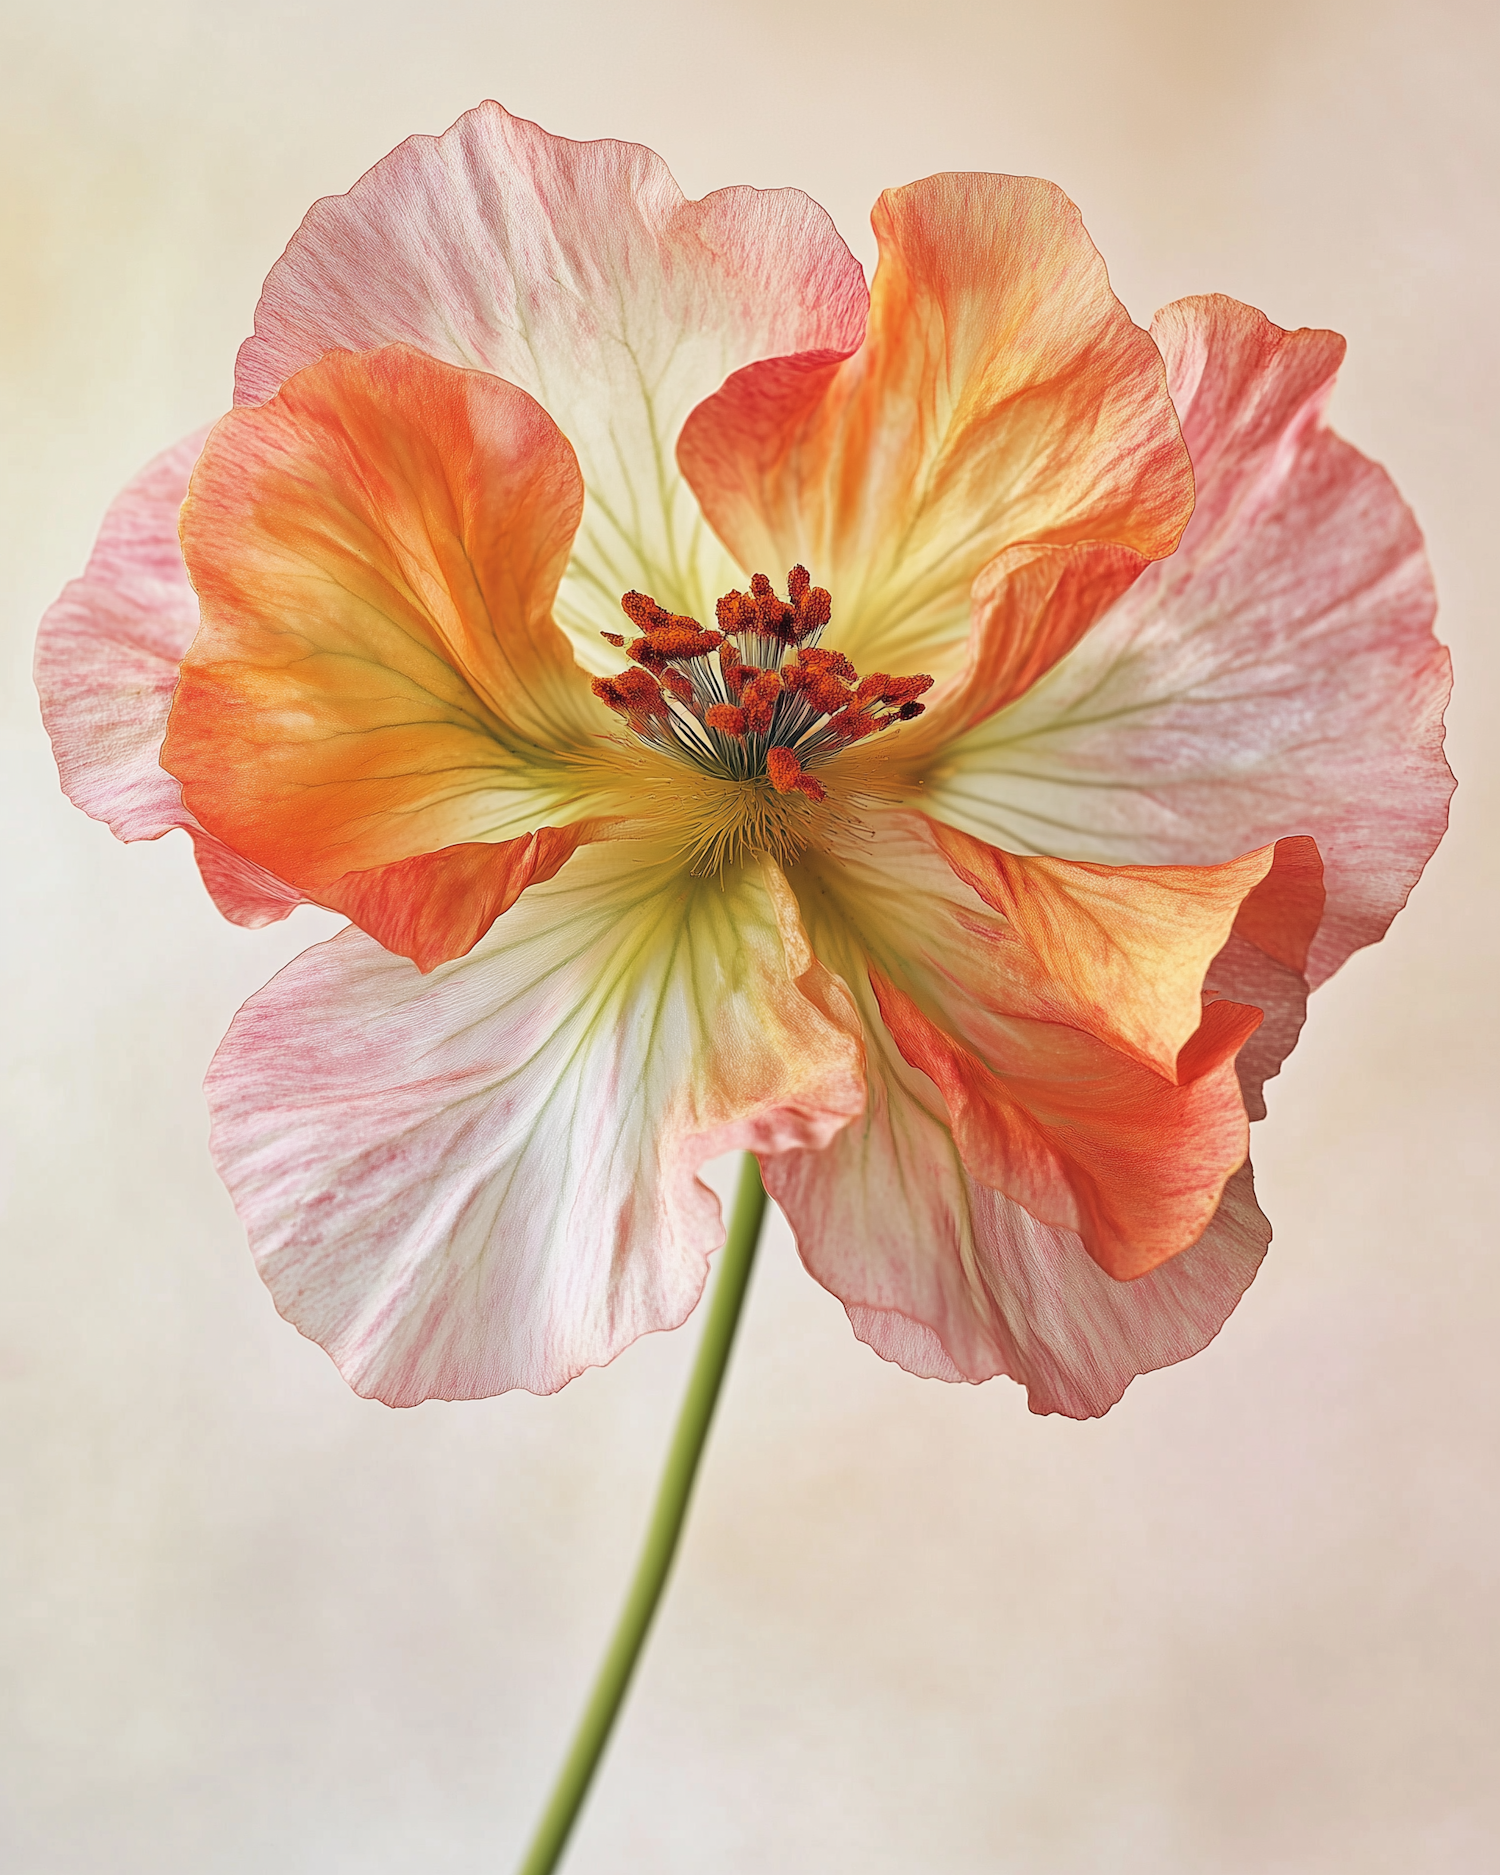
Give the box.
[928,819,1299,1080]
[677,173,1193,684]
[35,427,303,926]
[836,1163,1272,1419]
[924,294,1453,985]
[205,842,865,1404]
[764,814,1321,1410]
[233,100,869,666]
[168,344,613,969]
[785,816,1289,1280]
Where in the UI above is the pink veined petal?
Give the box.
[205,841,864,1406]
[925,294,1453,987]
[764,946,1270,1418]
[840,1163,1270,1418]
[767,814,1321,1412]
[34,428,303,928]
[233,100,869,665]
[1203,833,1325,1121]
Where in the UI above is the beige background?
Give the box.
[3,2,1496,1869]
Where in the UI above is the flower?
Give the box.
[37,103,1452,1418]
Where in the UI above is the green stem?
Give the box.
[513,1152,770,1875]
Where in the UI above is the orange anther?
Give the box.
[828,707,878,742]
[787,564,831,639]
[855,671,934,708]
[592,666,670,725]
[795,589,831,637]
[706,703,748,737]
[715,569,830,647]
[794,646,858,684]
[741,668,783,735]
[767,744,827,802]
[766,745,803,792]
[715,589,755,636]
[628,623,724,669]
[783,657,851,716]
[620,590,668,630]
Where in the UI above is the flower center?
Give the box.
[590,568,932,869]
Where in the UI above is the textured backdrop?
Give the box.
[3,2,1496,1869]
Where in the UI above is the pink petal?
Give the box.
[768,814,1320,1409]
[766,966,1269,1417]
[842,1164,1270,1418]
[233,101,868,658]
[205,843,864,1404]
[34,428,302,927]
[928,294,1453,987]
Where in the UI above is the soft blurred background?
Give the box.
[2,2,1496,1869]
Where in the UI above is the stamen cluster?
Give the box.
[591,567,933,803]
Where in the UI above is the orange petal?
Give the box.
[872,968,1257,1281]
[929,821,1322,1081]
[781,815,1328,1284]
[678,173,1193,681]
[167,344,606,966]
[329,824,597,975]
[769,819,1281,1392]
[904,539,1149,752]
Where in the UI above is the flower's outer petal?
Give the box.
[839,1165,1271,1419]
[205,842,865,1405]
[769,813,1319,1409]
[233,101,869,665]
[928,820,1319,1081]
[34,428,304,927]
[926,295,1453,986]
[677,174,1193,681]
[871,967,1255,1281]
[764,926,1271,1415]
[784,815,1298,1287]
[39,429,209,843]
[169,344,619,971]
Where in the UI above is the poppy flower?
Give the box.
[37,102,1452,1419]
